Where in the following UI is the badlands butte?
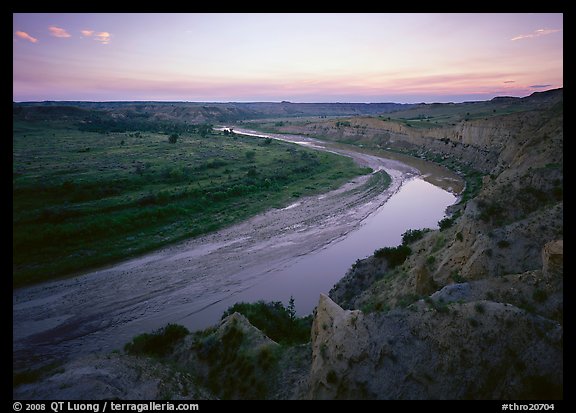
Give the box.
[14,88,563,399]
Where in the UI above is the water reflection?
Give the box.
[180,177,456,328]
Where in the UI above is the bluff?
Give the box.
[320,90,562,399]
[258,88,563,174]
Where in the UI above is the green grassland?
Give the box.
[13,121,371,287]
[379,96,548,128]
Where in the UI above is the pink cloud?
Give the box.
[81,30,94,37]
[49,26,71,38]
[511,28,560,41]
[94,32,111,44]
[15,31,38,43]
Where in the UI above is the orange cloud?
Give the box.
[511,28,560,41]
[81,30,94,37]
[49,26,71,38]
[94,32,111,44]
[15,31,38,43]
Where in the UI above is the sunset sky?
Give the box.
[13,13,563,103]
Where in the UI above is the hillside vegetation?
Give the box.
[13,100,411,127]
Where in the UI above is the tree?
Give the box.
[287,296,296,322]
[198,124,212,138]
[168,133,179,144]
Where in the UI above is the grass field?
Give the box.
[13,121,371,287]
[379,98,541,128]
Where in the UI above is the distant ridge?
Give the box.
[13,88,563,125]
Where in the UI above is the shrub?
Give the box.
[425,297,449,314]
[497,240,511,248]
[361,300,389,314]
[533,289,549,303]
[478,202,506,225]
[168,133,178,144]
[451,272,465,283]
[198,124,212,138]
[374,245,412,268]
[474,303,486,314]
[397,293,422,308]
[124,323,189,357]
[246,166,258,177]
[326,370,338,384]
[432,234,447,253]
[205,159,228,169]
[438,217,455,231]
[401,228,430,245]
[221,299,311,345]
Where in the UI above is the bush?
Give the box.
[374,245,412,268]
[221,299,311,345]
[246,166,258,177]
[438,217,455,231]
[336,120,351,127]
[168,133,179,144]
[200,124,213,137]
[474,303,486,314]
[401,228,430,245]
[397,293,422,308]
[532,289,549,303]
[478,202,506,225]
[497,240,511,248]
[124,323,189,357]
[326,370,338,384]
[451,272,466,283]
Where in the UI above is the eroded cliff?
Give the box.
[321,91,562,399]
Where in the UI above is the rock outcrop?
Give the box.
[13,353,215,400]
[308,293,562,399]
[308,294,369,399]
[542,240,563,279]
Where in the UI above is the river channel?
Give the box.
[13,128,461,371]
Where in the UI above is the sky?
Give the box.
[13,13,563,103]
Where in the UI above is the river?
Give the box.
[13,128,461,371]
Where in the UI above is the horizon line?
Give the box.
[12,87,562,106]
